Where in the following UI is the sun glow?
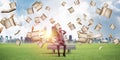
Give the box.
[45,30,52,39]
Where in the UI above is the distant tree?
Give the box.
[102,38,104,40]
[6,36,8,40]
[20,36,23,43]
[69,35,72,41]
[21,36,23,40]
[105,38,108,40]
[0,35,3,42]
[10,36,12,40]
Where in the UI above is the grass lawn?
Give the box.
[0,43,120,60]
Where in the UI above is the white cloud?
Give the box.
[117,16,120,23]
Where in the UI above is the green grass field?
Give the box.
[0,43,120,60]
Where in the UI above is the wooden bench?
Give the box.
[47,44,76,53]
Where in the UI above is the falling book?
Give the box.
[90,1,96,6]
[49,18,55,24]
[76,18,82,25]
[32,1,42,11]
[61,1,66,6]
[68,7,74,13]
[14,30,21,35]
[40,13,47,21]
[94,23,102,31]
[0,15,16,29]
[26,17,32,23]
[67,22,76,30]
[74,0,80,5]
[1,2,16,13]
[27,8,34,14]
[96,3,112,18]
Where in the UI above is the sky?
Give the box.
[0,0,120,40]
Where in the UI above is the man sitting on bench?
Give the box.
[52,26,66,57]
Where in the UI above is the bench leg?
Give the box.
[53,49,55,54]
[68,49,71,53]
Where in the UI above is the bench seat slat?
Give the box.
[47,45,76,50]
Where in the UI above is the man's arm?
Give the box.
[61,30,66,35]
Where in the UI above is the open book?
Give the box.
[0,15,16,29]
[81,25,89,33]
[88,19,94,26]
[27,8,34,14]
[34,17,40,24]
[94,23,102,31]
[49,18,55,24]
[67,22,76,30]
[14,30,21,35]
[32,1,42,11]
[61,1,66,6]
[1,2,16,13]
[96,3,112,18]
[74,0,80,5]
[45,6,50,11]
[68,7,74,13]
[76,18,82,25]
[90,1,96,6]
[26,17,32,23]
[40,13,47,21]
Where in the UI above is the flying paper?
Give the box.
[14,30,21,35]
[109,34,113,38]
[99,46,103,50]
[83,14,87,20]
[113,38,119,45]
[110,24,116,30]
